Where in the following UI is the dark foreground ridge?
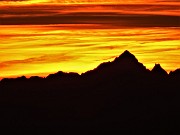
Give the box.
[0,50,180,134]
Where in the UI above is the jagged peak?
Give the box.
[151,64,167,75]
[122,50,133,56]
[83,50,148,76]
[152,64,163,70]
[114,50,138,63]
[120,50,135,57]
[169,68,180,76]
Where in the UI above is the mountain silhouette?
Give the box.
[169,68,180,81]
[170,68,180,77]
[114,50,138,62]
[151,64,168,76]
[46,71,79,79]
[83,50,149,80]
[0,50,179,134]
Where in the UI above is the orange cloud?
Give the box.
[0,53,79,69]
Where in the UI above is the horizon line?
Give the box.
[0,50,179,80]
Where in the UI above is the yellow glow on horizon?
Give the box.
[0,25,179,78]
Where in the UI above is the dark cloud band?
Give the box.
[0,13,179,27]
[0,4,179,27]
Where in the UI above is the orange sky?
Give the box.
[0,0,180,4]
[0,0,179,78]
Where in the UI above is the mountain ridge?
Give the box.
[0,50,179,81]
[0,50,180,134]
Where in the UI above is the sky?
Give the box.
[0,0,180,78]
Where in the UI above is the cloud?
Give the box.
[0,53,79,69]
[0,12,179,27]
[0,3,179,27]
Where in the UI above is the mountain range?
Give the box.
[0,50,180,134]
[1,50,179,82]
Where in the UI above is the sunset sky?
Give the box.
[0,0,180,78]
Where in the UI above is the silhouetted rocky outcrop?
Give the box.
[169,68,180,81]
[170,68,180,77]
[46,71,79,79]
[82,50,149,80]
[151,64,168,76]
[29,76,44,80]
[0,50,179,134]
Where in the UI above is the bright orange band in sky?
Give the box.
[0,0,179,78]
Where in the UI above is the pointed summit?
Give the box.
[120,50,134,57]
[83,50,148,77]
[151,64,167,76]
[114,50,138,63]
